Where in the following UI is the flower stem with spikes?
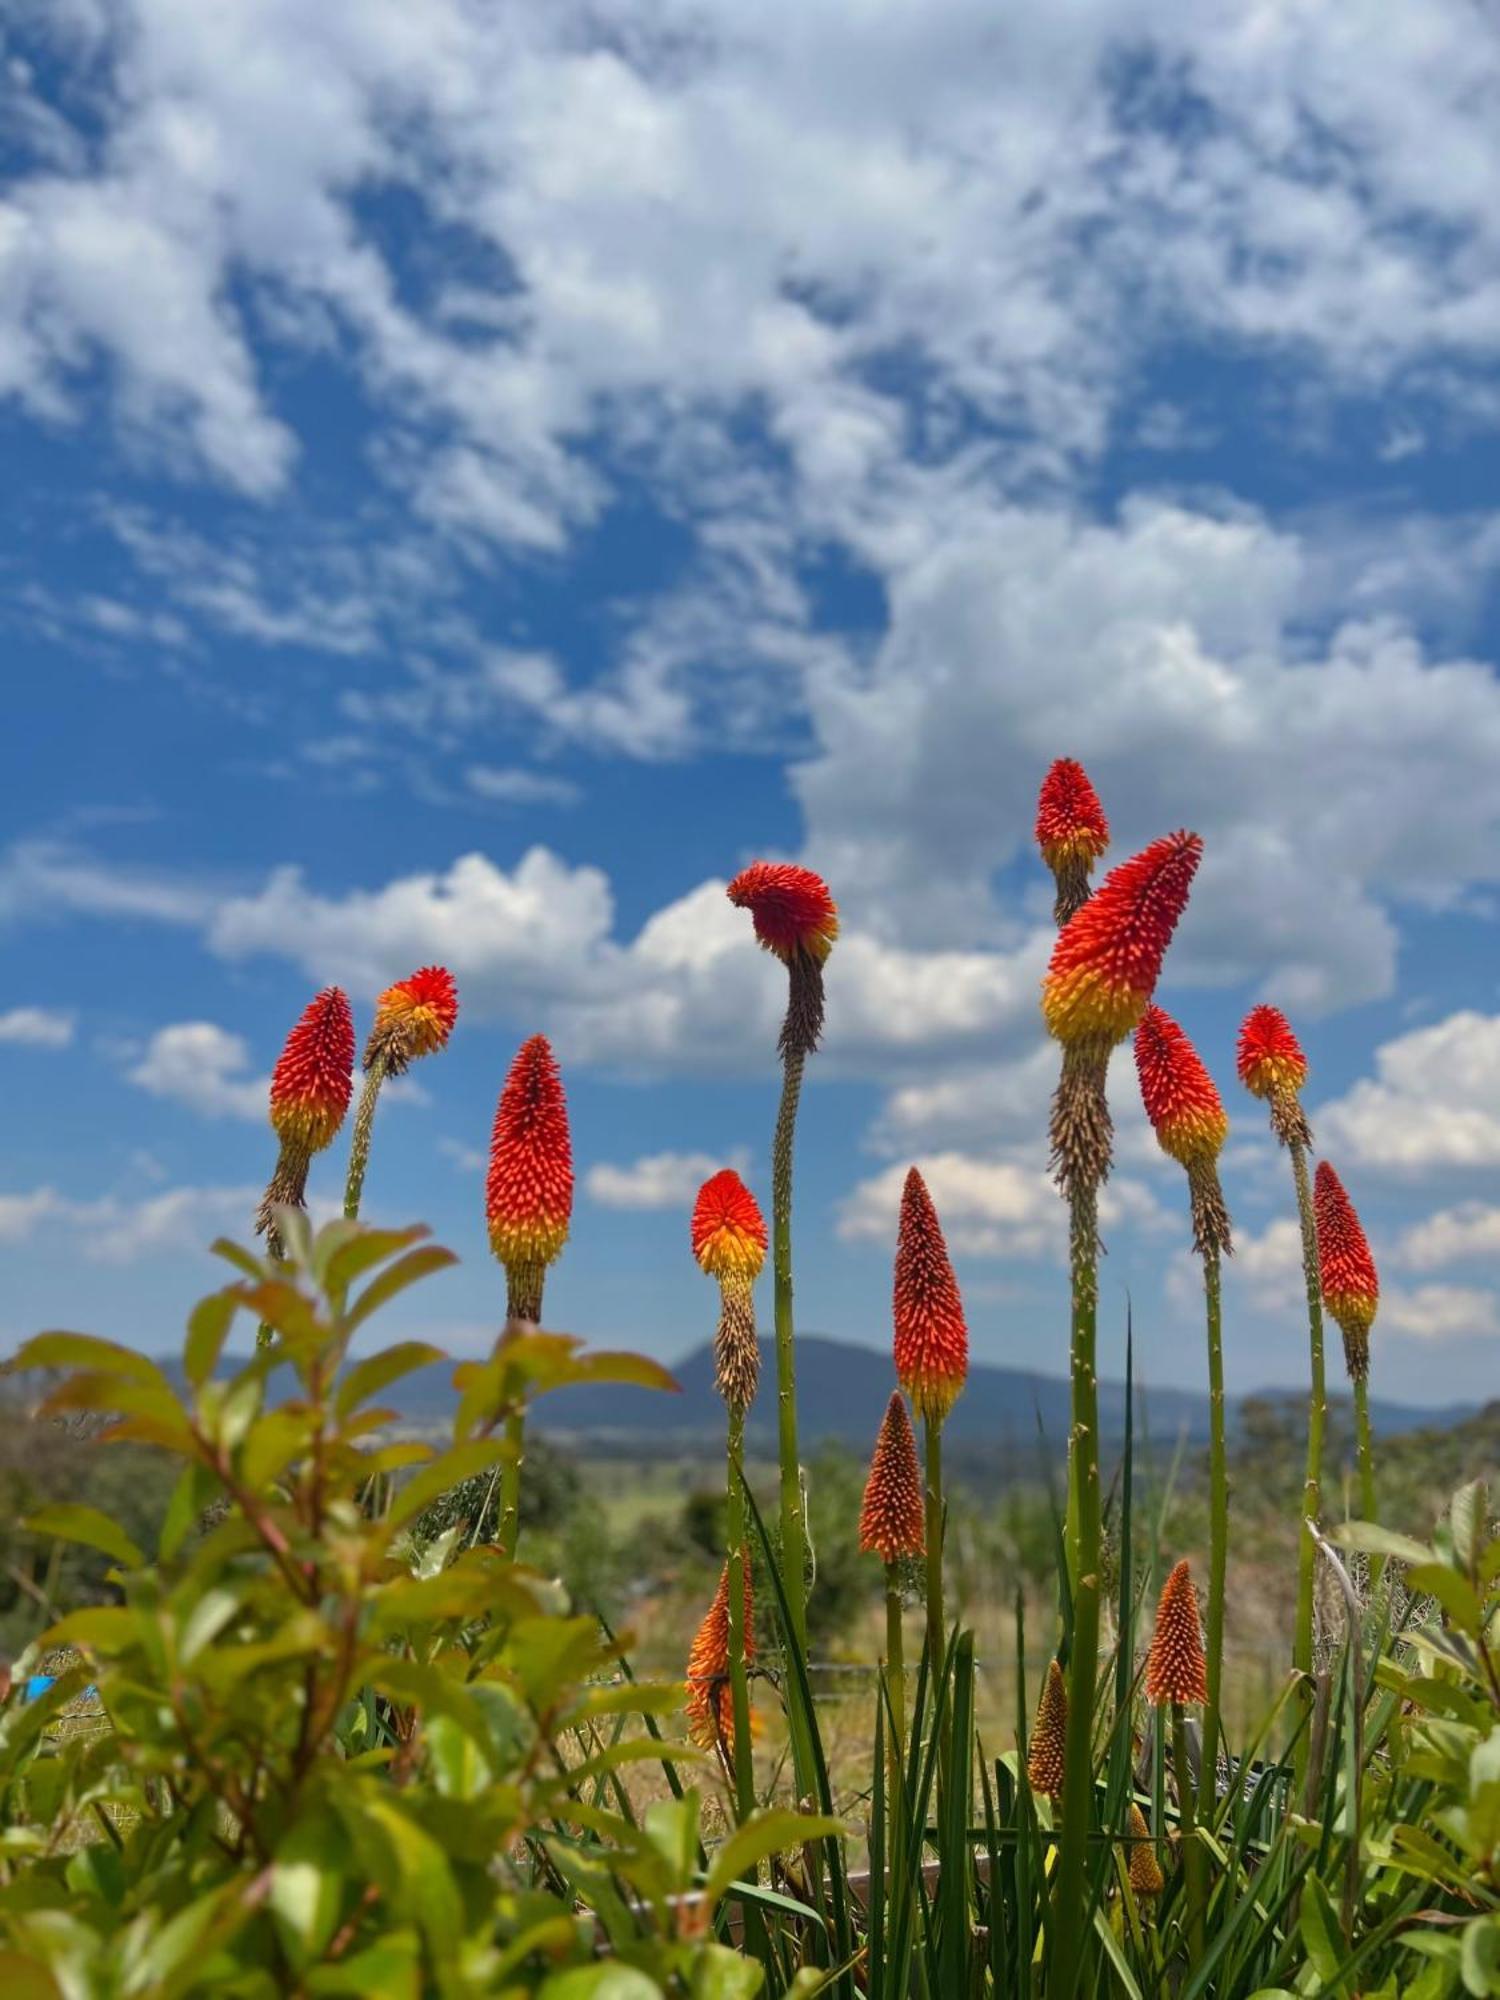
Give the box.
[1053,1180,1101,1999]
[342,1051,388,1221]
[725,1409,756,1824]
[771,1045,809,1655]
[922,1415,946,1689]
[1199,1244,1227,1825]
[1289,1134,1326,1772]
[498,1409,525,1560]
[1172,1701,1205,1964]
[884,1558,906,1888]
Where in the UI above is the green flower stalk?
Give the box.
[485,1034,573,1558]
[344,966,458,1220]
[1238,1005,1323,1731]
[1041,825,1203,1994]
[692,1168,770,1822]
[1134,1004,1233,1818]
[726,862,838,1658]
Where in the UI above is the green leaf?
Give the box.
[1092,1907,1146,2000]
[210,1236,268,1281]
[0,1953,66,2000]
[306,1935,421,1999]
[703,1810,845,1908]
[1300,1873,1343,1984]
[1332,1522,1437,1566]
[23,1504,144,1570]
[384,1440,512,1530]
[1452,1481,1488,1574]
[183,1289,240,1388]
[322,1224,432,1296]
[1462,1915,1500,1998]
[240,1407,316,1491]
[271,1813,350,1964]
[1408,1562,1486,1636]
[690,1947,765,1999]
[342,1246,458,1337]
[540,1968,665,1998]
[335,1341,447,1419]
[11,1332,172,1386]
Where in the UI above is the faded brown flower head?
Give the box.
[858,1392,925,1563]
[1026,1659,1069,1799]
[1145,1559,1208,1707]
[1126,1802,1164,1897]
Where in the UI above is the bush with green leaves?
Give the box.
[0,1216,837,1998]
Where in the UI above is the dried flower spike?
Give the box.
[257,987,355,1242]
[1027,1659,1069,1799]
[1316,1161,1379,1382]
[1036,758,1110,924]
[364,964,458,1075]
[1145,1559,1208,1707]
[859,1392,925,1562]
[1126,1803,1164,1897]
[685,1557,755,1752]
[1042,831,1202,1050]
[727,860,839,1058]
[893,1169,969,1424]
[486,1034,573,1321]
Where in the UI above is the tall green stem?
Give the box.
[498,1409,525,1559]
[725,1408,756,1824]
[1172,1701,1205,1964]
[1200,1245,1227,1825]
[1352,1377,1376,1526]
[1053,1179,1101,2000]
[1289,1135,1325,1774]
[771,1045,808,1654]
[343,1055,388,1220]
[884,1561,906,1889]
[923,1415,946,1689]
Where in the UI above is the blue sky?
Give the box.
[3,0,1500,1406]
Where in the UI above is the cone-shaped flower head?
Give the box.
[486,1036,573,1308]
[684,1557,755,1752]
[268,988,355,1152]
[365,964,458,1074]
[1026,1659,1068,1799]
[1145,1559,1208,1707]
[1041,832,1202,1049]
[691,1170,768,1286]
[1316,1161,1379,1382]
[893,1168,969,1424]
[1134,1006,1228,1169]
[1036,758,1110,922]
[1236,1005,1308,1102]
[726,861,839,966]
[859,1392,925,1562]
[1126,1803,1164,1897]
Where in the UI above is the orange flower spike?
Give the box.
[366,964,458,1072]
[1126,1803,1165,1897]
[893,1168,969,1424]
[1134,1006,1228,1169]
[684,1557,755,1752]
[1145,1559,1209,1707]
[1036,758,1109,923]
[486,1034,574,1282]
[1235,1004,1308,1102]
[268,987,355,1152]
[691,1170,768,1286]
[1041,831,1203,1049]
[1026,1659,1069,1799]
[1316,1161,1379,1372]
[726,861,839,967]
[859,1392,926,1563]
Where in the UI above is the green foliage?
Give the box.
[0,1218,835,1997]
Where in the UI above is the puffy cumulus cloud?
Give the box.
[126,1022,268,1120]
[1395,1203,1500,1272]
[585,1148,751,1212]
[0,1180,261,1262]
[795,502,1500,1004]
[1379,1285,1500,1343]
[0,1006,75,1047]
[1316,1012,1500,1172]
[837,1151,1165,1262]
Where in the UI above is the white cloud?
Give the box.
[1395,1203,1500,1271]
[465,766,581,808]
[838,1151,1165,1262]
[586,1148,751,1211]
[0,1006,75,1047]
[126,1022,269,1121]
[1316,1012,1500,1172]
[1379,1285,1500,1343]
[0,1181,261,1263]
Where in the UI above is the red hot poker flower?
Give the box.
[366,964,458,1072]
[1134,1006,1228,1169]
[1026,1659,1069,1799]
[1145,1559,1208,1707]
[269,988,355,1153]
[691,1170,768,1285]
[859,1392,926,1562]
[1236,1005,1307,1102]
[486,1036,573,1308]
[1035,758,1110,867]
[1316,1161,1379,1380]
[684,1557,755,1752]
[1041,832,1202,1049]
[893,1169,969,1424]
[726,861,839,966]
